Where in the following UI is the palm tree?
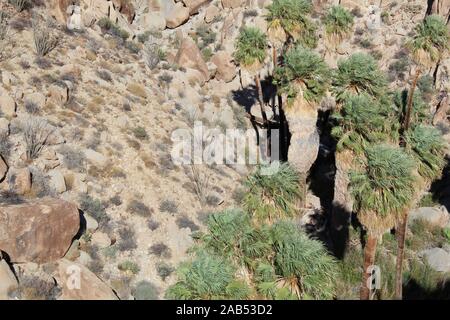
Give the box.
[323,5,354,49]
[404,15,450,131]
[234,27,269,128]
[349,144,416,300]
[167,208,339,300]
[273,45,330,203]
[331,53,387,104]
[330,94,399,243]
[265,0,317,50]
[243,163,300,223]
[394,125,447,299]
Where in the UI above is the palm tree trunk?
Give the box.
[255,74,268,127]
[360,235,378,300]
[395,212,408,300]
[403,69,421,132]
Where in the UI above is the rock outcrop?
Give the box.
[0,198,80,263]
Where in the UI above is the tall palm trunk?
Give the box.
[395,211,408,299]
[403,69,421,132]
[361,235,378,300]
[284,106,320,208]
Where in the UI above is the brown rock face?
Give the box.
[0,198,80,263]
[8,167,31,196]
[165,2,190,28]
[175,37,210,83]
[211,51,236,83]
[57,259,118,300]
[182,0,211,14]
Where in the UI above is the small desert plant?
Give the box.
[0,133,12,159]
[118,260,140,275]
[149,242,171,258]
[189,164,212,205]
[32,17,59,57]
[22,116,53,160]
[24,100,39,114]
[97,70,113,82]
[195,24,216,49]
[176,216,200,231]
[117,226,137,251]
[57,145,86,171]
[132,126,148,140]
[127,199,152,217]
[323,5,354,43]
[159,199,178,214]
[79,194,109,227]
[132,281,159,300]
[97,17,129,41]
[156,262,174,281]
[8,0,30,12]
[144,41,165,69]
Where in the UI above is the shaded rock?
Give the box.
[182,0,211,14]
[56,259,118,300]
[409,206,449,228]
[64,239,80,261]
[420,248,450,273]
[48,169,67,194]
[0,198,80,263]
[0,259,18,300]
[165,2,190,28]
[8,167,31,195]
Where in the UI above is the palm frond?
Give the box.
[324,5,354,43]
[234,27,268,70]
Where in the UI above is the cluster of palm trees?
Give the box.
[168,1,450,300]
[166,164,339,300]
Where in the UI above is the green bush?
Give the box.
[97,17,130,41]
[132,281,159,300]
[233,27,267,68]
[118,261,140,275]
[324,5,354,40]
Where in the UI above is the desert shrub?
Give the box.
[176,216,200,232]
[147,219,160,231]
[29,167,55,198]
[388,56,410,81]
[157,72,173,87]
[0,133,12,159]
[149,242,171,258]
[202,47,213,61]
[24,100,39,114]
[156,262,174,281]
[417,74,435,101]
[22,116,53,160]
[127,199,152,217]
[8,0,31,12]
[125,40,140,54]
[243,9,258,18]
[97,69,113,82]
[132,126,148,140]
[88,259,104,275]
[132,281,159,300]
[34,57,52,69]
[97,17,129,41]
[0,190,24,205]
[159,199,178,214]
[195,24,216,49]
[57,145,86,171]
[118,261,140,275]
[144,42,165,69]
[32,17,59,57]
[15,275,60,300]
[109,195,122,206]
[79,194,109,227]
[117,226,137,251]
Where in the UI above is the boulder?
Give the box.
[175,37,210,84]
[0,259,18,300]
[204,4,220,23]
[56,259,118,300]
[165,2,190,28]
[8,167,31,195]
[0,198,80,263]
[182,0,211,14]
[136,12,166,31]
[0,95,16,118]
[211,51,236,83]
[420,248,450,273]
[48,169,67,193]
[91,231,111,248]
[83,213,99,232]
[409,206,449,228]
[0,156,7,182]
[222,0,244,8]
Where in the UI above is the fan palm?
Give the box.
[332,53,387,104]
[273,45,330,203]
[323,5,354,47]
[330,94,399,239]
[168,209,338,300]
[403,15,449,131]
[243,163,301,223]
[234,27,269,127]
[265,0,317,49]
[349,144,416,300]
[394,125,447,299]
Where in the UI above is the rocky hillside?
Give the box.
[0,0,449,300]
